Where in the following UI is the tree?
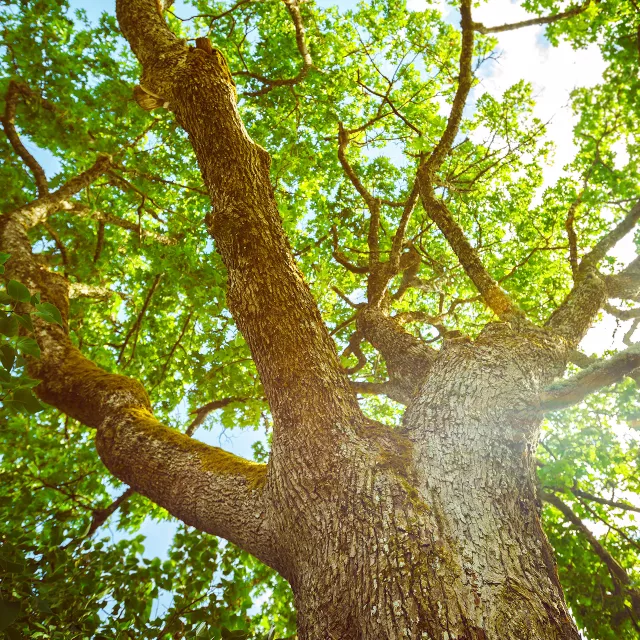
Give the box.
[1,0,639,637]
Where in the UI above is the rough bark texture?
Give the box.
[108,3,584,637]
[402,325,574,639]
[6,0,634,637]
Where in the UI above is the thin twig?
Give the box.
[1,80,49,197]
[118,273,163,366]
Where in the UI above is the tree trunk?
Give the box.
[22,3,586,637]
[266,326,578,639]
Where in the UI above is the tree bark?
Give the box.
[2,1,594,637]
[280,325,578,639]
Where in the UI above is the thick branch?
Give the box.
[117,0,363,448]
[420,194,516,318]
[68,282,114,300]
[0,162,277,569]
[93,405,272,563]
[545,270,606,346]
[7,155,112,232]
[540,343,640,411]
[83,396,256,541]
[547,201,640,344]
[350,380,410,406]
[604,302,640,321]
[357,307,435,397]
[94,221,105,263]
[604,255,640,300]
[23,296,273,565]
[473,0,594,35]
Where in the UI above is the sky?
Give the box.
[25,0,637,619]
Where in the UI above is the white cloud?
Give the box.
[473,0,606,190]
[465,2,638,356]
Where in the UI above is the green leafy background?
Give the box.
[0,0,638,638]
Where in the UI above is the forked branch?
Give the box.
[417,0,517,320]
[6,155,112,232]
[548,200,640,344]
[0,153,277,568]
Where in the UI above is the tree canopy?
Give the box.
[0,0,639,638]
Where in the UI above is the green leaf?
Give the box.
[35,302,63,326]
[0,599,21,631]
[221,628,250,640]
[0,344,15,371]
[6,280,31,303]
[0,314,19,337]
[0,252,10,265]
[34,597,53,614]
[15,337,41,359]
[13,388,44,413]
[5,626,22,640]
[0,554,25,574]
[15,313,34,332]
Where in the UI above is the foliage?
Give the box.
[0,257,63,418]
[0,0,638,638]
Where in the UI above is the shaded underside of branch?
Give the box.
[356,306,435,398]
[350,380,411,405]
